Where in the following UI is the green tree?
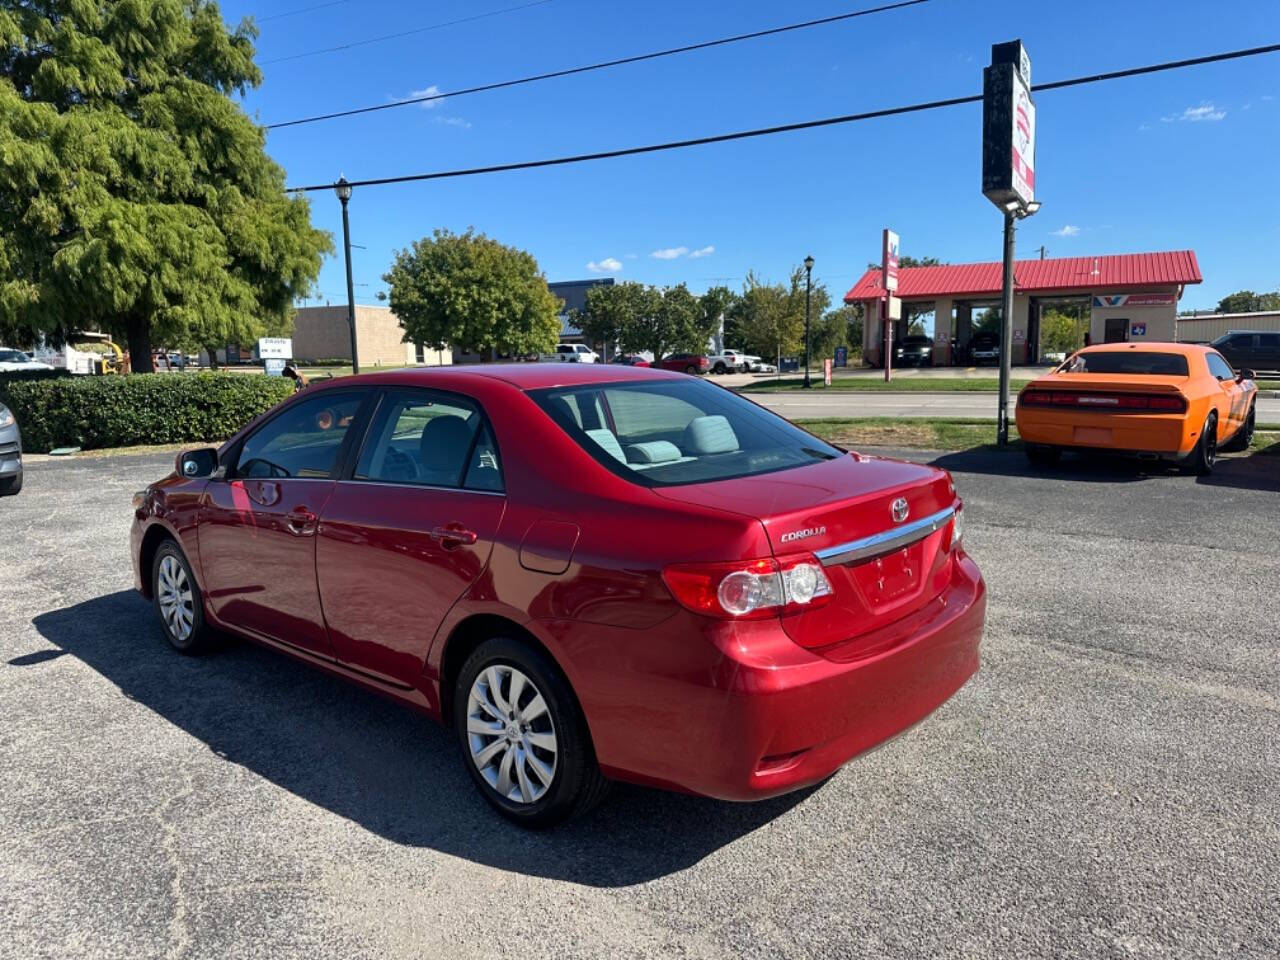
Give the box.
[578,281,709,359]
[1216,290,1280,314]
[384,228,562,356]
[0,0,330,373]
[732,271,800,370]
[699,284,738,342]
[866,255,944,270]
[1039,306,1085,355]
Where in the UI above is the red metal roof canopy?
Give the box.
[843,250,1201,303]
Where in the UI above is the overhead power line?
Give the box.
[261,0,554,66]
[285,41,1280,193]
[257,1,350,24]
[265,0,931,129]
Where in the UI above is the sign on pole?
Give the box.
[982,40,1036,210]
[263,358,287,377]
[882,229,900,292]
[258,337,294,360]
[824,358,833,386]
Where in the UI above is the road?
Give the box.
[744,390,1280,421]
[1,450,1277,959]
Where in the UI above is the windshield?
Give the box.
[1058,351,1189,376]
[0,349,29,362]
[530,378,843,487]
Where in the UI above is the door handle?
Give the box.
[430,525,478,547]
[285,508,318,537]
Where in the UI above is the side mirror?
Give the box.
[177,448,218,479]
[1238,368,1257,382]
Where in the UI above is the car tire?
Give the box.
[1219,404,1255,453]
[455,637,608,828]
[0,473,21,497]
[712,362,726,375]
[1187,412,1218,476]
[1025,444,1061,467]
[152,540,214,654]
[684,364,698,375]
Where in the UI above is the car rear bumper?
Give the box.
[1016,410,1193,456]
[543,554,985,801]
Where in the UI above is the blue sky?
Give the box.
[222,0,1280,311]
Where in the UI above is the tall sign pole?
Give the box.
[882,228,899,383]
[982,40,1038,446]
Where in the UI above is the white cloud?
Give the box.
[1163,102,1226,122]
[689,245,715,259]
[624,253,638,260]
[433,115,471,129]
[404,85,445,109]
[1262,94,1274,101]
[650,246,689,260]
[1052,225,1081,237]
[587,258,622,273]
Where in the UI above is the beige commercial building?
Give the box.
[1175,310,1280,343]
[290,305,451,367]
[844,250,1203,366]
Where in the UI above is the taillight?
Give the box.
[949,503,964,551]
[662,554,833,619]
[1020,391,1186,413]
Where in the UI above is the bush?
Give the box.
[0,373,294,453]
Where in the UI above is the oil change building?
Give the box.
[843,250,1202,366]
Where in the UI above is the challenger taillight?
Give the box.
[662,554,833,619]
[1020,391,1185,413]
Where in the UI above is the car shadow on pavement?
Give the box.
[930,446,1277,489]
[31,590,814,887]
[1194,441,1280,493]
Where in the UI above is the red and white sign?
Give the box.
[882,229,900,293]
[1010,73,1035,204]
[1092,293,1176,307]
[824,358,833,386]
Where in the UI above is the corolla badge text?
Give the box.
[780,525,826,543]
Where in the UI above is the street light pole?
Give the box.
[803,255,814,388]
[997,207,1016,447]
[335,176,359,375]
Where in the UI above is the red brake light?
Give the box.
[662,554,833,619]
[1020,390,1185,413]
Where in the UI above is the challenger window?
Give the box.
[1205,353,1235,381]
[532,378,842,487]
[355,392,503,492]
[234,393,365,479]
[1059,352,1190,376]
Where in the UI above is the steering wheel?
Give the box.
[382,447,417,482]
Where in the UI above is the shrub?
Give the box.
[0,373,294,453]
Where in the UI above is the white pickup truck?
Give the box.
[540,343,599,363]
[708,349,770,374]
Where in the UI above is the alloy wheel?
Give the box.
[466,665,558,804]
[157,555,194,642]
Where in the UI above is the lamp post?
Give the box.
[803,255,815,388]
[335,175,359,375]
[996,198,1040,446]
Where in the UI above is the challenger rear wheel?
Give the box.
[1187,412,1218,476]
[455,637,607,828]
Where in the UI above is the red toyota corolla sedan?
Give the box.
[131,365,985,826]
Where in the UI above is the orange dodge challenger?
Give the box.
[1016,343,1257,474]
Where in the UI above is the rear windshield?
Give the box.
[530,378,843,487]
[1058,351,1189,376]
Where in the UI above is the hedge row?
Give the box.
[0,373,294,453]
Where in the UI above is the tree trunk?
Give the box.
[205,346,219,371]
[126,315,153,374]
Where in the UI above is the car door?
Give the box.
[1260,333,1280,373]
[316,388,506,687]
[199,389,370,655]
[1204,350,1245,437]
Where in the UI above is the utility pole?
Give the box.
[997,209,1017,446]
[803,255,814,388]
[335,176,360,375]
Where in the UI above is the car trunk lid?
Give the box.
[654,454,958,651]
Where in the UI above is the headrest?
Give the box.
[682,415,739,455]
[420,415,472,473]
[625,440,683,464]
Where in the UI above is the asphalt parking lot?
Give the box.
[1,446,1277,959]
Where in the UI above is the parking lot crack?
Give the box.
[156,770,197,960]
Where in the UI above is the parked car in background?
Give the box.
[968,332,1000,365]
[708,349,756,374]
[658,353,711,374]
[541,344,599,363]
[1210,330,1280,375]
[0,402,21,496]
[132,364,984,826]
[611,355,650,367]
[1016,343,1257,474]
[0,348,54,373]
[894,335,935,367]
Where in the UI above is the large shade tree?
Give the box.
[385,228,562,357]
[0,0,330,372]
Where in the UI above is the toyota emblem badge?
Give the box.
[891,497,910,523]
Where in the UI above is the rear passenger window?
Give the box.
[355,391,503,492]
[1206,353,1235,380]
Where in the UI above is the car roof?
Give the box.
[1076,343,1211,356]
[309,362,689,393]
